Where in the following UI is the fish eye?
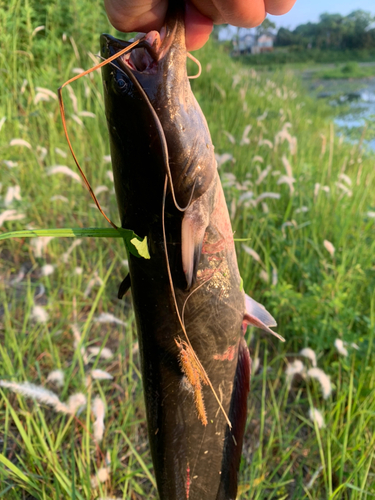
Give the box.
[117,79,127,89]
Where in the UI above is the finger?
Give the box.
[190,0,266,28]
[104,0,167,33]
[265,0,297,16]
[185,1,213,51]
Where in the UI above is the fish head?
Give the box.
[101,3,216,210]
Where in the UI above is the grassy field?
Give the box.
[314,62,375,80]
[234,48,375,67]
[1,0,375,499]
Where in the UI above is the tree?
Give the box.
[342,10,374,48]
[274,10,375,51]
[275,27,300,46]
[257,18,276,37]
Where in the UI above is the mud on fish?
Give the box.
[101,2,282,499]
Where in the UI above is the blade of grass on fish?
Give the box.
[0,228,150,259]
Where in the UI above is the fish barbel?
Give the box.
[101,2,280,498]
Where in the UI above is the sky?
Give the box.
[268,0,375,29]
[218,0,375,41]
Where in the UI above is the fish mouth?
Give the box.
[101,18,180,77]
[120,28,170,74]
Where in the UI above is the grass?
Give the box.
[234,48,375,67]
[1,0,375,498]
[315,62,375,80]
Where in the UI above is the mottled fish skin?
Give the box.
[101,4,251,499]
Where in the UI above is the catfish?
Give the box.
[101,2,280,498]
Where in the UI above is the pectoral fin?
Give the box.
[118,273,131,299]
[181,198,209,289]
[181,216,204,289]
[244,294,285,342]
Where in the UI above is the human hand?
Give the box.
[104,0,297,51]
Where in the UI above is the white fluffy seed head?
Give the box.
[41,264,54,277]
[71,324,88,364]
[285,360,305,387]
[0,381,69,414]
[31,305,49,324]
[93,420,105,442]
[215,153,234,168]
[307,368,332,399]
[55,147,67,158]
[0,209,25,227]
[91,467,110,487]
[94,313,126,326]
[84,272,103,297]
[255,165,271,185]
[4,185,21,206]
[91,370,113,381]
[323,239,335,257]
[30,237,54,258]
[3,160,18,168]
[255,192,281,204]
[46,165,81,183]
[36,86,56,100]
[299,348,317,367]
[67,393,86,414]
[308,407,325,428]
[94,185,109,196]
[46,369,64,387]
[92,397,105,420]
[252,357,260,374]
[10,138,32,149]
[334,339,348,357]
[97,467,109,482]
[92,397,105,442]
[88,347,113,359]
[242,245,263,265]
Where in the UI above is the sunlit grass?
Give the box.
[1,0,375,498]
[316,61,375,80]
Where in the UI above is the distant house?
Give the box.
[252,34,274,53]
[233,32,274,55]
[237,33,256,53]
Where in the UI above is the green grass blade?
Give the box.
[0,453,40,490]
[0,227,150,258]
[120,431,157,489]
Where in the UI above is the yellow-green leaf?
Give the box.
[130,236,150,259]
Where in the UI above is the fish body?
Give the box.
[101,4,277,498]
